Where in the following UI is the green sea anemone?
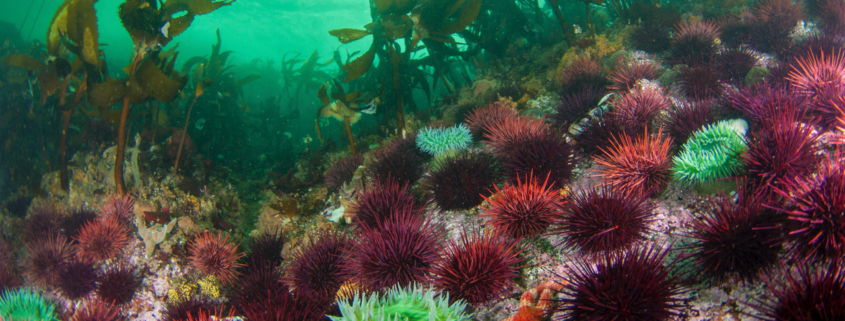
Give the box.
[0,288,59,321]
[416,124,472,155]
[672,119,748,185]
[330,283,472,321]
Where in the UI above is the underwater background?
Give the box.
[1,0,845,320]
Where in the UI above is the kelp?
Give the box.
[4,54,45,71]
[328,0,481,135]
[280,50,334,107]
[329,0,480,83]
[329,28,372,44]
[86,56,188,107]
[181,29,259,101]
[314,80,376,154]
[117,0,235,49]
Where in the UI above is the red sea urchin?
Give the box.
[426,151,502,211]
[741,112,819,199]
[728,84,809,126]
[609,86,672,132]
[687,188,783,284]
[66,300,124,321]
[324,154,364,190]
[593,127,673,197]
[431,229,526,306]
[99,194,135,226]
[285,230,352,310]
[787,49,845,99]
[344,211,443,291]
[772,154,845,264]
[553,187,656,255]
[187,231,245,286]
[75,218,130,262]
[787,49,845,129]
[465,101,519,141]
[480,173,565,239]
[554,244,687,320]
[348,179,422,229]
[484,115,551,157]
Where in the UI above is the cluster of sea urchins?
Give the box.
[3,195,144,320]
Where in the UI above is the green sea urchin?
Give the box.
[0,288,59,321]
[416,124,472,155]
[672,120,749,185]
[329,283,472,321]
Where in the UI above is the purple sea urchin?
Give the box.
[426,151,502,211]
[728,84,809,126]
[348,179,422,229]
[367,135,426,186]
[553,87,606,128]
[608,59,663,92]
[559,56,610,95]
[57,260,98,300]
[285,230,352,310]
[750,0,804,54]
[753,263,845,320]
[231,262,286,311]
[25,235,75,286]
[676,64,725,100]
[553,187,655,255]
[663,99,718,145]
[670,20,721,65]
[244,228,285,266]
[575,112,635,157]
[687,188,783,283]
[345,211,443,291]
[555,244,687,320]
[500,129,574,190]
[96,263,143,305]
[324,154,364,190]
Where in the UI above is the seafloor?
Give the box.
[2,0,845,320]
